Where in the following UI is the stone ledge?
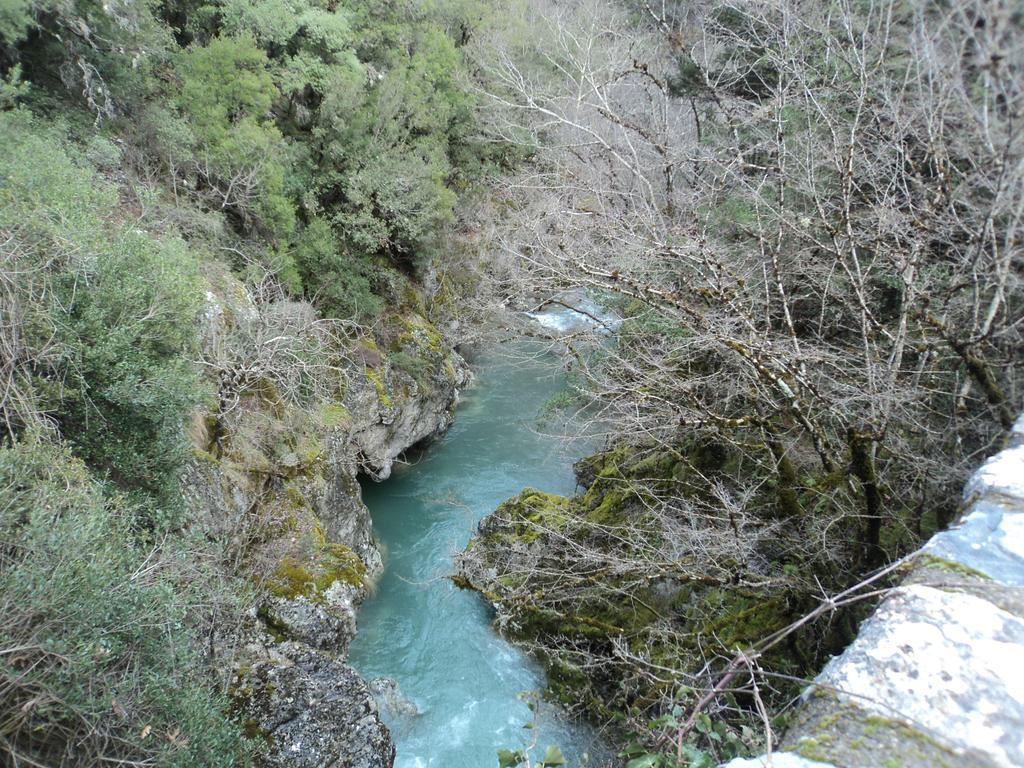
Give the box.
[720,755,834,768]
[807,584,1024,767]
[724,415,1024,768]
[922,496,1024,586]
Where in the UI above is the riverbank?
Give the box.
[183,267,471,767]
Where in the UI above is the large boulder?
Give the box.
[237,641,395,768]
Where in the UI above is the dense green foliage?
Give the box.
[0,441,252,766]
[0,0,497,762]
[3,0,495,316]
[0,111,203,523]
[0,109,247,765]
[175,33,296,244]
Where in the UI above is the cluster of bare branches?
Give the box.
[0,221,68,443]
[197,267,362,426]
[471,0,1022,561]
[461,0,1023,755]
[457,447,823,746]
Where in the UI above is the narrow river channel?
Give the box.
[347,329,607,768]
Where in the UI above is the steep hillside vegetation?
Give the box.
[0,0,498,764]
[3,0,1022,766]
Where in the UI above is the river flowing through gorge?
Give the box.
[348,307,611,768]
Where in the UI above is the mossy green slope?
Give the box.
[459,442,816,734]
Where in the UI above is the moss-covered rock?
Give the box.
[267,544,367,600]
[458,440,822,738]
[479,488,572,543]
[780,695,976,768]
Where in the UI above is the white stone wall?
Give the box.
[722,416,1024,768]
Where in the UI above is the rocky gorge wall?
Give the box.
[724,415,1024,768]
[183,266,468,767]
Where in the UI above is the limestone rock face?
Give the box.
[811,584,1024,767]
[345,323,471,483]
[727,417,1024,768]
[348,375,464,482]
[185,279,467,578]
[260,580,362,653]
[922,496,1024,587]
[241,641,395,768]
[185,271,467,768]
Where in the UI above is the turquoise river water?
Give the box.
[347,338,608,768]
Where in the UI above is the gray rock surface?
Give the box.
[349,357,470,482]
[368,677,421,718]
[719,757,833,768]
[260,580,362,653]
[240,641,395,768]
[726,421,1024,768]
[813,584,1024,767]
[964,444,1024,502]
[922,496,1024,586]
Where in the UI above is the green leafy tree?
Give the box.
[0,0,33,43]
[293,216,383,319]
[314,24,469,267]
[176,33,296,243]
[215,0,359,96]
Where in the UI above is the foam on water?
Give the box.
[525,291,621,335]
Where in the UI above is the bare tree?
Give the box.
[471,0,1022,560]
[460,0,1024,756]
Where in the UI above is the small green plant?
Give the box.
[617,707,755,768]
[497,745,568,768]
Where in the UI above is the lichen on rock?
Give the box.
[183,270,468,767]
[234,641,395,768]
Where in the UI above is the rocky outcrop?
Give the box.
[238,640,395,768]
[184,266,468,767]
[723,415,1024,768]
[259,581,363,652]
[456,447,806,724]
